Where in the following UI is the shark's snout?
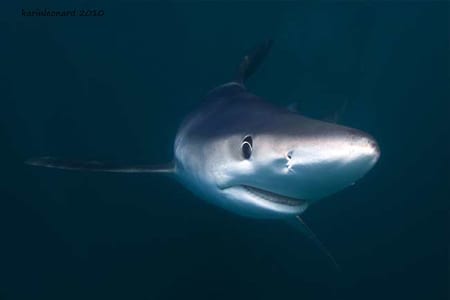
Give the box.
[367,137,381,162]
[349,131,380,165]
[288,131,379,166]
[270,128,380,201]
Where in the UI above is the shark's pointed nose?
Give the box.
[369,138,380,162]
[279,129,380,200]
[361,134,380,165]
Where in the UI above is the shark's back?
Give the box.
[175,81,357,151]
[175,82,285,145]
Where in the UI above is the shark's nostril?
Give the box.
[286,151,293,160]
[285,150,294,172]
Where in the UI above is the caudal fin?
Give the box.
[25,156,174,174]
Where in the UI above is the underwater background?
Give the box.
[0,1,448,299]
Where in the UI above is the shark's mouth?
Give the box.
[240,185,306,207]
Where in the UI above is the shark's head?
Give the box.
[174,85,380,218]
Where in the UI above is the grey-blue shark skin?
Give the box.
[27,41,380,268]
[174,82,379,218]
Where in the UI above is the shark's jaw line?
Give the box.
[222,184,307,207]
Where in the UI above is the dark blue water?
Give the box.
[1,2,448,299]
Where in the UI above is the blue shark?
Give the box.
[27,40,380,269]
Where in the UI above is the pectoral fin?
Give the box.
[25,156,174,174]
[287,215,341,272]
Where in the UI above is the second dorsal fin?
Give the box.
[236,39,273,84]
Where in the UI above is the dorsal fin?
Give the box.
[235,39,273,84]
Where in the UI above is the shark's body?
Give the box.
[174,81,379,219]
[27,41,380,268]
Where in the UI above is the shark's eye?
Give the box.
[241,135,253,159]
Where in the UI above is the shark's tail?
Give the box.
[25,156,174,174]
